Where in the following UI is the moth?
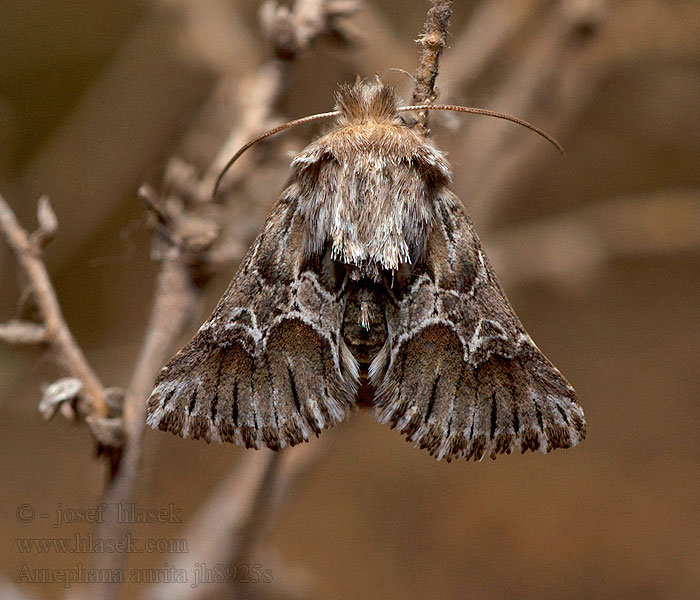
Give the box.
[146,79,586,461]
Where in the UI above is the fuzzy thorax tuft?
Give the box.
[334,80,401,124]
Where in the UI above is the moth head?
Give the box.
[295,82,450,184]
[333,78,402,126]
[213,79,563,197]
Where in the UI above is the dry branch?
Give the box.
[454,0,610,227]
[87,2,359,598]
[0,193,109,419]
[143,442,323,600]
[412,0,454,131]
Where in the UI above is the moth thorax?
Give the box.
[292,107,451,274]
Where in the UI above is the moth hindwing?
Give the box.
[146,80,586,461]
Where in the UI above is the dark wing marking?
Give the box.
[146,195,357,450]
[372,192,585,461]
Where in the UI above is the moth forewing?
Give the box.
[146,80,585,461]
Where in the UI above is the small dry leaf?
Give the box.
[39,377,83,420]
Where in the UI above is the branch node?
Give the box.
[261,0,359,60]
[29,195,58,249]
[87,415,125,449]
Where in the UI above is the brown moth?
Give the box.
[146,80,586,461]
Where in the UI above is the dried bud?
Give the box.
[31,196,58,248]
[39,377,83,420]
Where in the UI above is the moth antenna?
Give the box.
[397,104,564,154]
[213,110,341,198]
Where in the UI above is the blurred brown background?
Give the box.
[1,0,700,598]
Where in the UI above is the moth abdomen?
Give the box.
[341,279,389,374]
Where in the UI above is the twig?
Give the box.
[0,192,109,418]
[0,319,47,345]
[210,0,357,197]
[91,259,202,596]
[412,0,454,132]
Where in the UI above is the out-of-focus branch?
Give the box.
[412,0,454,131]
[455,0,610,227]
[450,0,700,231]
[230,441,324,573]
[144,442,323,600]
[489,190,700,289]
[90,2,359,598]
[0,319,47,345]
[199,61,290,197]
[143,451,279,600]
[0,193,109,419]
[0,575,39,600]
[210,0,358,197]
[440,0,548,90]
